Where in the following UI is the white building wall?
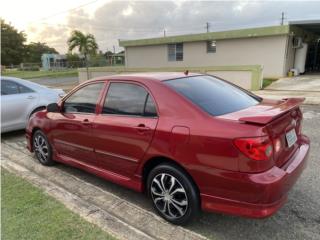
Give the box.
[125,35,288,78]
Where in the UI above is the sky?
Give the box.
[1,0,320,53]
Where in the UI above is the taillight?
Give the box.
[234,136,273,161]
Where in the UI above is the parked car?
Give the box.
[26,73,310,224]
[1,77,65,133]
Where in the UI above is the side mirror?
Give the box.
[47,103,60,113]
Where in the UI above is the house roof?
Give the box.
[289,20,320,35]
[119,25,290,47]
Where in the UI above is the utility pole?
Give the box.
[281,12,285,25]
[106,48,110,65]
[206,22,210,33]
[164,29,166,37]
[112,45,116,65]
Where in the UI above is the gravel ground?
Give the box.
[2,105,320,240]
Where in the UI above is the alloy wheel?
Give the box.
[34,134,49,163]
[150,173,188,219]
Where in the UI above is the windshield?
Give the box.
[164,75,260,116]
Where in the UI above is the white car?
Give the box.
[1,76,65,133]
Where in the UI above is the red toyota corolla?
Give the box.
[26,73,310,224]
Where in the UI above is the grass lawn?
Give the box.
[1,69,78,79]
[262,78,278,89]
[1,169,116,240]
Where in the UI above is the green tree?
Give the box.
[66,52,84,68]
[1,19,26,66]
[24,42,58,63]
[67,30,98,79]
[90,51,107,67]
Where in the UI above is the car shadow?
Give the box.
[1,129,26,140]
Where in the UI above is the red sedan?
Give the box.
[26,73,310,224]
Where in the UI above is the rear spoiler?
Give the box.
[239,98,305,125]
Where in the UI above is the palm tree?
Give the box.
[67,30,98,79]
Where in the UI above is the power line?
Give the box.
[29,0,102,24]
[39,21,207,34]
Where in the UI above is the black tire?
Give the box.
[32,130,55,166]
[29,106,46,119]
[147,163,200,225]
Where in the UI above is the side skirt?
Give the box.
[55,153,143,192]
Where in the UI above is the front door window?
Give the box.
[64,83,104,114]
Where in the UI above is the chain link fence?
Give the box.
[1,55,125,72]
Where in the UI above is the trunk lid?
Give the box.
[219,98,304,168]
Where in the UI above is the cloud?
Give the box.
[33,0,320,53]
[122,5,134,16]
[233,0,250,12]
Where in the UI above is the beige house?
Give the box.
[119,22,320,79]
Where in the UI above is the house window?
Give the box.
[207,41,216,53]
[168,43,183,61]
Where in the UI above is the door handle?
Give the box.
[134,124,151,133]
[27,95,35,99]
[82,119,92,126]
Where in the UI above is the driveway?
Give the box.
[254,74,320,104]
[2,105,320,240]
[266,74,320,91]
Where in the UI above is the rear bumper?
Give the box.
[201,135,310,218]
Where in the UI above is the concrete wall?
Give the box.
[284,35,295,75]
[78,65,263,91]
[125,35,288,78]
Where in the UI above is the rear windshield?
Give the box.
[164,75,260,116]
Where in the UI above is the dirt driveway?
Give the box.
[2,105,320,240]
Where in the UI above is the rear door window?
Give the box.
[103,82,157,117]
[164,75,260,116]
[144,94,157,117]
[17,83,33,93]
